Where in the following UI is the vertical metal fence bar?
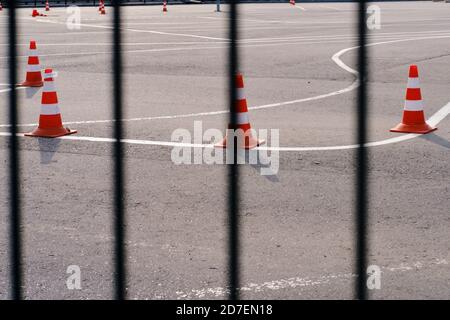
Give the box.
[227,0,240,301]
[355,0,368,300]
[7,0,23,301]
[112,0,127,300]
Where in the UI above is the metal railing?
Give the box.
[5,0,369,300]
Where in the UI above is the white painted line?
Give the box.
[319,5,344,12]
[0,41,223,47]
[35,19,228,41]
[0,86,27,94]
[242,29,450,43]
[200,16,283,24]
[1,35,449,152]
[1,32,438,50]
[0,101,448,152]
[294,5,307,11]
[16,31,112,37]
[175,257,449,299]
[0,36,413,61]
[258,102,450,152]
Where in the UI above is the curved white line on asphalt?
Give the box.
[1,102,449,152]
[2,34,449,129]
[1,35,450,152]
[258,102,450,151]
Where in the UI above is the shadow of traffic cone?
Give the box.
[163,1,168,13]
[25,69,77,138]
[215,73,265,150]
[18,40,43,87]
[390,65,437,134]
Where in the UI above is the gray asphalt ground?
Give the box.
[0,1,449,299]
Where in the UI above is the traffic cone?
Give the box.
[0,2,3,11]
[100,2,106,15]
[290,0,296,5]
[25,69,77,138]
[45,0,49,11]
[98,0,102,12]
[18,40,43,87]
[390,65,437,134]
[215,73,265,149]
[32,9,39,17]
[163,1,167,13]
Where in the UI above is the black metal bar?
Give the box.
[355,0,368,300]
[7,0,23,301]
[112,0,127,300]
[227,0,240,301]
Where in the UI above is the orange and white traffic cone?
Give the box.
[18,40,43,87]
[163,1,168,13]
[290,0,296,6]
[0,2,3,12]
[390,65,437,134]
[45,0,50,11]
[98,0,102,12]
[25,69,77,138]
[100,2,106,15]
[215,73,265,149]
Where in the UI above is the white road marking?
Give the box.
[15,31,112,37]
[199,16,283,24]
[0,34,449,152]
[319,5,344,12]
[0,86,27,93]
[1,102,448,151]
[4,29,449,47]
[258,102,450,151]
[175,257,449,299]
[35,18,228,41]
[0,35,423,61]
[294,5,307,11]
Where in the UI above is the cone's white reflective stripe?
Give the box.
[236,88,246,101]
[44,72,57,79]
[404,100,424,111]
[41,103,60,115]
[28,49,39,56]
[26,64,42,72]
[407,77,420,89]
[236,112,249,125]
[43,82,56,92]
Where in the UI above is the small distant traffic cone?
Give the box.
[31,9,46,17]
[18,40,43,87]
[25,69,77,138]
[45,0,50,11]
[290,0,296,5]
[98,0,103,12]
[0,2,3,11]
[163,1,168,13]
[100,2,106,15]
[215,73,265,149]
[390,65,437,134]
